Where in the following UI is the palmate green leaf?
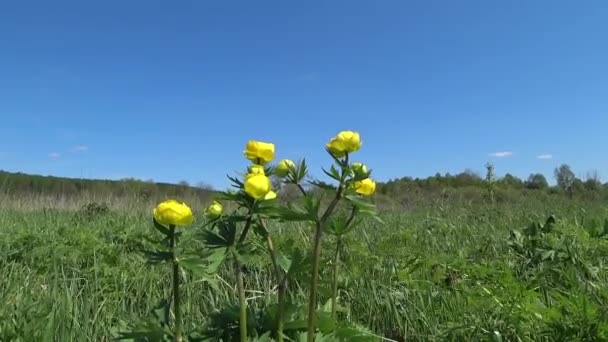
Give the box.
[201,220,238,248]
[179,253,225,276]
[327,215,348,236]
[250,331,273,342]
[295,158,309,183]
[252,221,269,239]
[232,243,257,265]
[277,254,292,273]
[322,165,342,182]
[308,179,337,190]
[333,327,381,342]
[302,195,321,221]
[143,250,173,264]
[270,204,314,222]
[317,312,336,333]
[343,195,384,224]
[296,332,338,342]
[115,318,171,341]
[227,174,245,188]
[152,218,171,236]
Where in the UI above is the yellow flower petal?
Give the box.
[264,190,277,200]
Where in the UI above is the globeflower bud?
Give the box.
[275,159,295,178]
[204,201,223,220]
[351,162,368,178]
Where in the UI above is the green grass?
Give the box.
[1,200,608,341]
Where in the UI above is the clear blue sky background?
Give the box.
[1,1,607,189]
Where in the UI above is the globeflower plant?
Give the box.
[122,133,379,342]
[201,131,380,342]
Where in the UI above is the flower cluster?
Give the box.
[242,140,280,200]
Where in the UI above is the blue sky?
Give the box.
[1,1,607,189]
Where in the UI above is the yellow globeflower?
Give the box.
[153,199,194,226]
[204,200,223,219]
[275,159,295,177]
[244,140,275,164]
[354,178,376,196]
[244,173,272,200]
[326,130,362,157]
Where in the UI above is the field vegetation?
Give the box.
[1,154,607,341]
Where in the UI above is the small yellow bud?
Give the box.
[153,199,194,226]
[204,201,223,219]
[275,159,295,177]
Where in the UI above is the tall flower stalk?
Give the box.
[151,199,195,342]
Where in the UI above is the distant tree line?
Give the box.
[0,171,214,202]
[1,163,606,207]
[378,163,608,206]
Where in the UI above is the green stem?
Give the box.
[330,236,342,318]
[331,206,356,318]
[296,183,307,196]
[234,256,247,342]
[307,189,345,341]
[258,218,285,341]
[267,234,285,342]
[235,210,254,342]
[235,257,247,342]
[169,225,182,342]
[307,153,349,342]
[307,222,324,342]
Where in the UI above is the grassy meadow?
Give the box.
[2,192,607,341]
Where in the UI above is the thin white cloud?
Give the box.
[489,151,514,158]
[537,154,553,160]
[299,72,319,81]
[49,152,62,158]
[71,145,89,152]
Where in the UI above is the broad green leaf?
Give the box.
[317,311,336,333]
[277,254,292,273]
[178,256,222,276]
